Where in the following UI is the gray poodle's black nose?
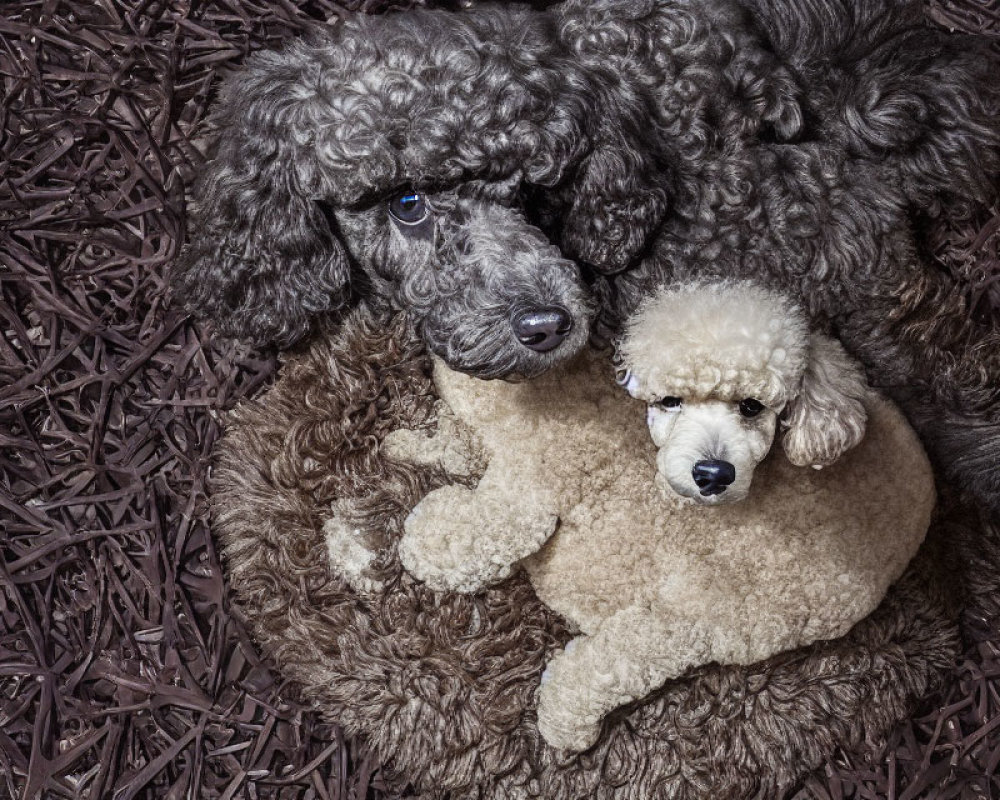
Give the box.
[692,460,736,496]
[511,307,573,352]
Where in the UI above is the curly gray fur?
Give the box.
[174,5,594,377]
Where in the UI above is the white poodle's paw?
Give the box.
[398,521,502,595]
[539,637,578,686]
[398,483,556,594]
[536,681,602,753]
[537,713,601,754]
[381,408,484,478]
[382,427,442,467]
[323,515,384,595]
[536,640,602,752]
[396,485,501,593]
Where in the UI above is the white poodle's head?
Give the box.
[618,283,868,505]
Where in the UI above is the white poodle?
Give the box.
[326,282,934,753]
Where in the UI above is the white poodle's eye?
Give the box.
[653,396,682,411]
[388,190,428,225]
[738,398,765,418]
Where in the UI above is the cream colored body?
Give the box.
[371,350,933,752]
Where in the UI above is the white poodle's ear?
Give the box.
[782,333,868,467]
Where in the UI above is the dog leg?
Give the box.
[397,472,558,594]
[536,606,743,752]
[326,404,492,594]
[381,402,484,479]
[386,402,557,592]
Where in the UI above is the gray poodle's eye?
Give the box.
[738,398,765,418]
[388,190,428,225]
[654,396,682,411]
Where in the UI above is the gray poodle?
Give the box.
[175,0,1000,511]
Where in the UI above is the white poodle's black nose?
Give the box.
[511,307,573,352]
[692,460,736,496]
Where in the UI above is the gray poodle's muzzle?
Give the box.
[371,194,594,380]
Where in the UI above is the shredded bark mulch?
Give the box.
[0,1,998,798]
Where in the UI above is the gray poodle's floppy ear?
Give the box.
[172,50,351,348]
[782,333,868,467]
[556,136,670,274]
[541,101,670,274]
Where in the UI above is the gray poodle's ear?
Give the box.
[557,140,670,274]
[544,65,669,274]
[782,333,868,467]
[172,50,351,348]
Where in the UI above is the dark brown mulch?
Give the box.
[0,1,997,799]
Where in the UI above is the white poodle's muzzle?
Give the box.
[647,400,778,504]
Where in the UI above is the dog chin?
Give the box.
[691,490,747,506]
[654,472,748,506]
[503,347,585,382]
[428,326,590,381]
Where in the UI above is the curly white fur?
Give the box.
[620,283,811,408]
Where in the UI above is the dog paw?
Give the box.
[382,408,484,478]
[398,483,556,593]
[397,485,505,592]
[382,427,440,467]
[398,528,499,594]
[539,637,579,687]
[537,712,602,754]
[323,515,384,595]
[535,640,603,752]
[537,673,601,751]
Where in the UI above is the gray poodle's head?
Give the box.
[173,4,597,378]
[334,181,592,378]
